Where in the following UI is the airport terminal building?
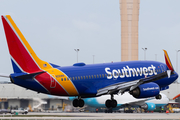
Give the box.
[0,82,72,111]
[0,82,179,112]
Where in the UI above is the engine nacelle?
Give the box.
[130,82,160,98]
[141,103,156,111]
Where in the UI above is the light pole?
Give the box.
[176,50,180,83]
[74,49,79,63]
[142,48,147,60]
[155,54,157,61]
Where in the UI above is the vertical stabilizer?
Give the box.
[1,15,52,73]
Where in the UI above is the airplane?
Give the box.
[0,15,178,109]
[69,92,169,113]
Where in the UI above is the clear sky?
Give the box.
[0,0,180,82]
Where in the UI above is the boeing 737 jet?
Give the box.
[0,15,178,108]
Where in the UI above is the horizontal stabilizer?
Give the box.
[0,73,10,78]
[15,71,45,80]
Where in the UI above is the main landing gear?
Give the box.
[105,94,117,108]
[72,97,85,107]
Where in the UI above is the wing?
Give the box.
[97,50,174,96]
[97,71,169,96]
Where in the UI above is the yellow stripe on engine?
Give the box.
[46,68,79,96]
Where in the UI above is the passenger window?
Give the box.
[84,76,85,79]
[73,77,75,80]
[99,74,101,78]
[102,74,104,78]
[86,76,88,79]
[78,76,80,80]
[64,78,66,81]
[105,74,107,77]
[97,75,99,78]
[89,75,91,79]
[108,74,111,77]
[91,75,93,79]
[75,77,77,80]
[81,76,83,79]
[61,78,63,81]
[67,78,69,81]
[94,75,96,78]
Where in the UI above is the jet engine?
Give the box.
[140,102,156,111]
[129,82,160,98]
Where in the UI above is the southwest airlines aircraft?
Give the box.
[70,93,168,112]
[1,15,178,108]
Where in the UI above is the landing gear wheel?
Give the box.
[79,99,85,107]
[72,98,85,107]
[155,94,162,99]
[73,99,79,107]
[105,99,111,108]
[105,99,117,108]
[111,100,117,108]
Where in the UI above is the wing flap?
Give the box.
[97,80,139,96]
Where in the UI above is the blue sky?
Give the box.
[0,0,180,81]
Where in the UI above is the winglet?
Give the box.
[163,50,174,71]
[173,94,180,100]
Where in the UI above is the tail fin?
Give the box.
[163,50,174,71]
[1,15,52,73]
[173,94,180,100]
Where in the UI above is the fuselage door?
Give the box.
[50,75,56,88]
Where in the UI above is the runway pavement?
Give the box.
[0,112,180,119]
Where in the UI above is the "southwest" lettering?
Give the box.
[105,65,157,79]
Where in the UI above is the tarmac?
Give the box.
[0,112,180,119]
